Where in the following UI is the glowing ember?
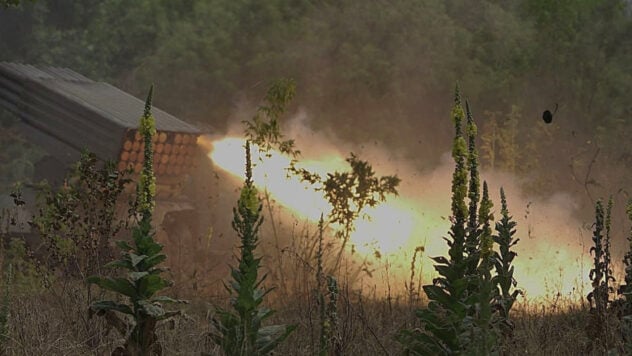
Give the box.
[203,135,592,300]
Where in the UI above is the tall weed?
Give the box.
[88,87,185,356]
[398,86,520,355]
[209,141,296,356]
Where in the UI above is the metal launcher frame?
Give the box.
[0,62,203,201]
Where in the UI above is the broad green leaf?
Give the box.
[115,240,133,251]
[90,300,134,315]
[399,331,445,356]
[257,324,297,354]
[129,271,149,282]
[88,276,137,299]
[142,253,167,269]
[151,295,187,304]
[156,310,182,321]
[105,259,133,270]
[129,253,147,267]
[424,285,455,309]
[139,274,171,298]
[138,300,165,318]
[432,256,450,265]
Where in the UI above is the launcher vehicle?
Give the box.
[0,62,206,243]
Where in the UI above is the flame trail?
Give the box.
[203,135,591,300]
[206,137,424,255]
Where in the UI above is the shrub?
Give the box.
[30,151,131,279]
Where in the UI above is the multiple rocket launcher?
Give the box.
[119,129,199,177]
[0,62,203,199]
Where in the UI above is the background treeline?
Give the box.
[0,0,631,206]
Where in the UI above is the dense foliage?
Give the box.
[31,152,130,278]
[0,0,630,204]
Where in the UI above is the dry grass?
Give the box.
[1,267,626,355]
[0,208,625,355]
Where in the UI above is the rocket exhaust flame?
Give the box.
[207,137,418,255]
[203,135,592,300]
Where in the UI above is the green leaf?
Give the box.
[151,295,187,304]
[105,259,134,270]
[255,306,274,322]
[142,253,167,269]
[398,329,445,356]
[138,274,171,298]
[257,324,297,354]
[424,285,456,309]
[156,310,182,321]
[138,300,165,318]
[135,227,163,256]
[87,276,137,299]
[129,253,147,267]
[90,300,134,315]
[116,240,133,251]
[129,271,149,282]
[432,256,450,265]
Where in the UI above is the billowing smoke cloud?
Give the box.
[206,108,598,300]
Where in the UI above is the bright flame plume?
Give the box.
[203,135,591,300]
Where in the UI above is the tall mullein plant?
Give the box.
[464,100,486,305]
[603,198,615,301]
[588,200,612,318]
[397,85,472,355]
[477,183,494,275]
[88,87,185,356]
[465,100,481,264]
[462,100,499,354]
[464,103,498,354]
[136,86,157,224]
[620,199,632,353]
[492,188,521,336]
[587,198,616,350]
[469,182,498,354]
[210,141,296,356]
[621,200,632,308]
[449,85,469,271]
[398,88,514,355]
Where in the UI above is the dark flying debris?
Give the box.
[542,103,558,124]
[542,110,553,123]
